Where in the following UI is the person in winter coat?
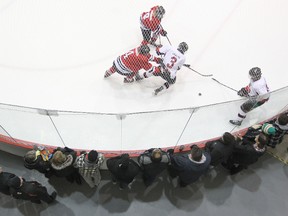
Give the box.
[106,154,140,189]
[169,145,211,187]
[23,147,52,174]
[0,167,18,195]
[74,150,105,188]
[138,148,170,186]
[49,147,81,184]
[267,112,288,148]
[9,176,57,204]
[205,132,235,167]
[225,132,268,175]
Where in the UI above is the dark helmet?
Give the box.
[177,42,188,54]
[138,45,150,54]
[155,6,165,19]
[249,67,261,81]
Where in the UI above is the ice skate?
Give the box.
[135,73,143,81]
[154,86,164,95]
[123,77,134,83]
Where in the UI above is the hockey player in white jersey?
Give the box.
[136,42,188,95]
[230,67,270,126]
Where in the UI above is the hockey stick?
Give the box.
[183,64,213,77]
[164,35,172,45]
[211,78,237,92]
[160,24,172,45]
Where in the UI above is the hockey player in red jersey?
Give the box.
[104,45,162,83]
[140,5,167,46]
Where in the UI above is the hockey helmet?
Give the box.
[249,67,261,81]
[155,6,165,19]
[177,42,188,54]
[138,45,150,55]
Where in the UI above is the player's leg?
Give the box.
[104,62,117,78]
[141,28,151,45]
[230,100,258,126]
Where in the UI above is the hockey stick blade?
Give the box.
[183,64,213,77]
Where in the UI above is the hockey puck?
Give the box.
[198,93,202,96]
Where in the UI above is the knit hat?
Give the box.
[8,176,22,188]
[262,123,276,135]
[88,150,98,162]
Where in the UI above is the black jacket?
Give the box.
[230,141,266,166]
[10,180,54,204]
[107,155,140,184]
[24,155,51,174]
[205,139,233,166]
[0,172,17,195]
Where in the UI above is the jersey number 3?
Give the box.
[166,56,177,69]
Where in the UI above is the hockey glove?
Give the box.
[154,86,164,95]
[160,30,167,36]
[237,87,249,97]
[155,57,163,64]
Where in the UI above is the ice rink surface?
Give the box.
[0,0,288,151]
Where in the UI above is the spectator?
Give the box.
[138,148,170,186]
[23,147,52,175]
[0,167,18,195]
[225,133,268,175]
[49,147,81,184]
[267,112,288,148]
[241,123,276,143]
[169,145,211,187]
[74,150,105,188]
[9,176,57,204]
[106,154,140,189]
[205,132,235,167]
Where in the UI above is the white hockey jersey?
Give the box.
[157,45,186,79]
[248,76,270,101]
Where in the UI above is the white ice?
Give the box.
[0,0,288,153]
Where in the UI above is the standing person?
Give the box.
[140,5,167,46]
[138,148,170,186]
[23,147,52,175]
[106,154,140,189]
[74,150,105,188]
[136,42,188,95]
[169,145,211,187]
[225,133,268,175]
[267,112,288,148]
[230,67,270,126]
[49,147,81,184]
[0,167,19,195]
[205,132,235,167]
[9,176,57,204]
[104,45,162,83]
